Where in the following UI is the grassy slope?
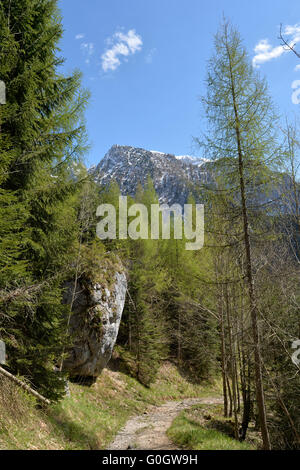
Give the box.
[0,362,219,450]
[167,404,257,450]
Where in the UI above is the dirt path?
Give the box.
[108,397,223,450]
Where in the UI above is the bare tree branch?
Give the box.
[279,24,300,59]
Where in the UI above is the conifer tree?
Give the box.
[119,178,168,386]
[199,20,283,449]
[0,0,88,399]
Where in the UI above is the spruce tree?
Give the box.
[0,0,88,400]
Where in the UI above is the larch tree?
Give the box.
[199,20,283,449]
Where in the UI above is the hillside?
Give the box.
[0,362,220,450]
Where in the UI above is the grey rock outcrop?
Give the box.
[62,264,127,378]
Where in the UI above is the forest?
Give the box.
[0,0,299,451]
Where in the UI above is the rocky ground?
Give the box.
[108,397,223,450]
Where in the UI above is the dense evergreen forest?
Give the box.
[0,0,299,450]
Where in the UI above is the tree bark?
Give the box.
[225,283,239,439]
[218,284,228,417]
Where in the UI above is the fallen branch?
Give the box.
[0,366,51,406]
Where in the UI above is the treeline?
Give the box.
[106,179,218,386]
[0,0,299,451]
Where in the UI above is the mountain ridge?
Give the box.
[89,145,212,205]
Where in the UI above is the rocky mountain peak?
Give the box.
[90,145,212,205]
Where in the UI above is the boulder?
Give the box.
[62,262,127,378]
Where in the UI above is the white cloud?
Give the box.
[101,29,143,72]
[75,33,85,40]
[284,24,300,38]
[253,24,300,68]
[254,39,271,54]
[81,42,95,64]
[295,64,300,71]
[253,40,285,67]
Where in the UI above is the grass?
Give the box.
[0,362,220,450]
[167,404,257,450]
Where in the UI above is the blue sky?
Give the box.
[58,0,300,166]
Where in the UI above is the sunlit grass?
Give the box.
[0,362,219,450]
[167,405,256,450]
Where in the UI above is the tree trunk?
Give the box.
[226,38,271,450]
[219,285,228,417]
[226,374,233,417]
[225,283,239,439]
